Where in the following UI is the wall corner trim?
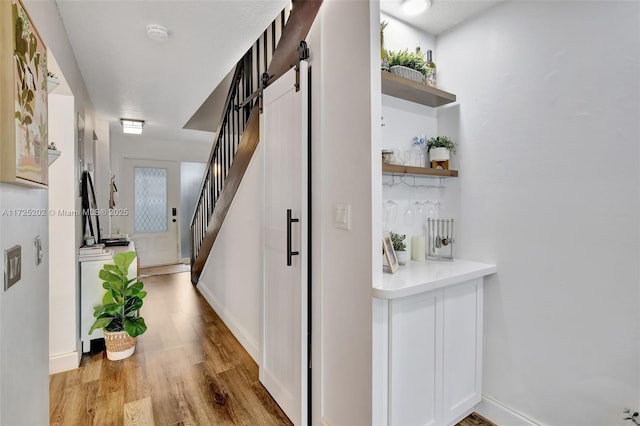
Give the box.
[476,395,544,426]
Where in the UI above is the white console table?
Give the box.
[373,259,496,426]
[79,243,137,353]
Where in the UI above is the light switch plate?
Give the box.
[4,245,21,291]
[34,236,42,266]
[333,202,351,231]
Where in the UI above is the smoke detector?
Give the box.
[146,24,169,42]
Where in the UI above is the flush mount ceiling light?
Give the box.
[146,24,169,42]
[402,0,430,15]
[121,119,144,135]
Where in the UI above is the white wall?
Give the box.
[307,1,374,424]
[0,185,50,425]
[381,12,435,57]
[180,162,207,260]
[197,144,264,361]
[437,2,640,424]
[48,94,80,374]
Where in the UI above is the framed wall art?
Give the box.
[0,0,48,187]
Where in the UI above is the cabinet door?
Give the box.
[442,279,483,425]
[389,291,442,426]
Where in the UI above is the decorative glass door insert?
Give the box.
[134,167,167,233]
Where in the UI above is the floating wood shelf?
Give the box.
[381,71,456,107]
[382,163,458,178]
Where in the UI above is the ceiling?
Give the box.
[381,0,503,35]
[56,0,288,144]
[56,0,500,145]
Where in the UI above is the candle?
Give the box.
[411,236,425,261]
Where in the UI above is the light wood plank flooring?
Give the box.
[50,271,291,425]
[50,269,495,426]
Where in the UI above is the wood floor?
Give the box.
[458,412,498,426]
[50,269,495,426]
[50,271,291,425]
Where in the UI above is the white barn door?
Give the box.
[261,61,309,425]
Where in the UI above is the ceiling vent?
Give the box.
[146,24,169,42]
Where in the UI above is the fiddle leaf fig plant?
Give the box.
[89,251,147,338]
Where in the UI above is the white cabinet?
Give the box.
[374,277,484,426]
[389,290,441,425]
[80,244,137,353]
[442,281,483,423]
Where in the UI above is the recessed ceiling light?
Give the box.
[146,24,169,42]
[121,119,144,135]
[402,0,430,15]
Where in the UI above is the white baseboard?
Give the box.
[49,350,80,374]
[476,395,543,426]
[197,281,260,362]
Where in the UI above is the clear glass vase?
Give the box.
[410,148,426,167]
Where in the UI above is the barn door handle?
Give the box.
[287,209,299,266]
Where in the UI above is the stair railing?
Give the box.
[190,6,290,274]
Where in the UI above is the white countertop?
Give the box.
[374,258,496,299]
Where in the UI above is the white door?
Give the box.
[123,158,179,267]
[261,62,309,425]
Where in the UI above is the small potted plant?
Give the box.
[427,136,457,168]
[89,251,147,360]
[47,71,59,93]
[390,232,408,265]
[387,49,427,83]
[48,141,61,165]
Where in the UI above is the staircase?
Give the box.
[190,0,322,284]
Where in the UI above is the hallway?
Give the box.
[49,271,291,425]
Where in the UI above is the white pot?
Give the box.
[103,330,137,361]
[396,251,409,265]
[47,76,59,94]
[429,147,450,162]
[48,149,61,165]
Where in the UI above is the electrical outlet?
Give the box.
[4,245,21,291]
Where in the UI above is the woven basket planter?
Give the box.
[390,65,424,84]
[103,330,137,361]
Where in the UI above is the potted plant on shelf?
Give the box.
[47,142,61,165]
[387,49,427,84]
[427,136,457,169]
[47,71,59,93]
[390,232,408,265]
[380,21,390,70]
[88,251,147,361]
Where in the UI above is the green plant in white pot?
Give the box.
[390,232,408,265]
[89,251,147,360]
[427,136,457,168]
[387,49,427,83]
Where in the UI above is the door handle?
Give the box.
[287,209,299,266]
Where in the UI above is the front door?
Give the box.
[261,62,309,425]
[123,158,179,267]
